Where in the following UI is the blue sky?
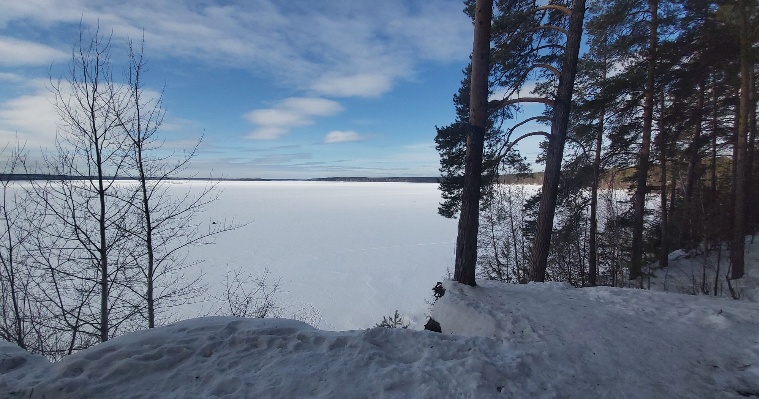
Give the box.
[0,0,543,179]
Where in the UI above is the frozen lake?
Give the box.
[186,181,458,330]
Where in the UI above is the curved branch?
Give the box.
[530,5,572,17]
[494,131,551,166]
[531,63,561,79]
[495,24,567,51]
[503,115,551,142]
[532,24,568,36]
[533,43,566,53]
[566,137,592,162]
[504,131,550,155]
[492,61,560,104]
[489,97,555,114]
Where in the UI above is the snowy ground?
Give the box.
[3,182,758,398]
[649,237,759,302]
[3,270,758,398]
[433,281,759,398]
[183,181,458,330]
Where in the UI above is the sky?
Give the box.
[0,0,543,179]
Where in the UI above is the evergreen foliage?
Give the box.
[438,0,759,287]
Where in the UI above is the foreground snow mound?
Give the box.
[1,317,522,399]
[3,283,759,398]
[433,281,759,399]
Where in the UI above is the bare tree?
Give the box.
[477,181,530,283]
[216,267,281,319]
[40,26,135,343]
[117,36,243,328]
[0,144,36,350]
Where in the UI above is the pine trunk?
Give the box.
[630,0,658,284]
[454,0,492,286]
[683,83,705,248]
[530,0,586,282]
[730,0,751,279]
[589,90,605,286]
[658,91,668,270]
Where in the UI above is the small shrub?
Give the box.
[376,310,410,329]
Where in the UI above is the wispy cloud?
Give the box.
[324,130,364,144]
[312,74,392,98]
[0,1,470,96]
[245,97,342,140]
[0,79,59,148]
[0,36,68,66]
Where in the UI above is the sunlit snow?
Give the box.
[2,181,758,398]
[184,181,458,330]
[3,255,758,398]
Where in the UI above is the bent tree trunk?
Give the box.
[453,0,493,286]
[530,0,586,282]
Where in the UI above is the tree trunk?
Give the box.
[97,151,109,343]
[630,0,658,284]
[454,0,492,286]
[658,91,668,270]
[746,69,757,235]
[139,149,156,328]
[589,69,606,287]
[730,0,751,279]
[710,78,719,243]
[530,0,586,282]
[683,82,705,249]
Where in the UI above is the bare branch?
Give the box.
[530,4,572,17]
[489,96,556,114]
[531,63,561,80]
[494,131,551,166]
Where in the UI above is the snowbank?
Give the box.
[433,281,759,398]
[1,317,519,398]
[2,281,758,398]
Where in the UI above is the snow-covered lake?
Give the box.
[185,181,458,330]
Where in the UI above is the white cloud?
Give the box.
[245,97,342,140]
[0,80,59,149]
[0,77,170,153]
[489,82,540,102]
[0,72,23,82]
[0,36,68,66]
[324,130,363,144]
[0,0,471,98]
[312,74,393,98]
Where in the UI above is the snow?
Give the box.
[1,317,521,398]
[3,181,759,398]
[649,237,759,302]
[433,281,759,398]
[4,267,759,398]
[183,181,458,330]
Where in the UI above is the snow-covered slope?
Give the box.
[1,317,518,398]
[649,237,759,302]
[2,281,758,398]
[433,281,759,398]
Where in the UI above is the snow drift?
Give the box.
[433,281,759,398]
[3,277,759,398]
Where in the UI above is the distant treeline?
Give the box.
[3,173,564,185]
